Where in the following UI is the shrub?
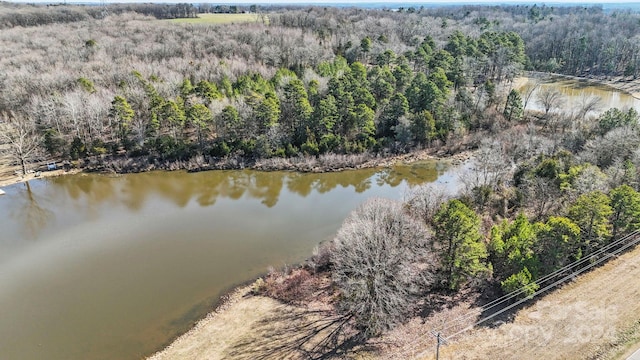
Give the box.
[331,198,434,337]
[69,137,86,160]
[308,241,333,273]
[500,267,539,298]
[260,268,315,304]
[208,141,231,157]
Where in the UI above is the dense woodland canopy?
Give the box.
[4,1,640,342]
[1,2,639,172]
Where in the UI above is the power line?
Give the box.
[443,230,640,341]
[435,229,640,334]
[430,330,447,360]
[421,230,640,360]
[515,243,640,359]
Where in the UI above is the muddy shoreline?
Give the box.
[526,70,640,99]
[0,148,472,190]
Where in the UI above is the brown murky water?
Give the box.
[0,162,458,360]
[518,76,640,114]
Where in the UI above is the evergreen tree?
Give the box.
[503,89,524,121]
[489,213,539,297]
[535,216,582,274]
[410,110,436,145]
[279,78,313,144]
[216,105,241,141]
[110,95,135,145]
[568,191,613,252]
[312,94,338,136]
[160,100,186,138]
[378,93,408,139]
[180,78,194,98]
[433,199,490,289]
[195,80,222,104]
[254,92,281,130]
[187,103,212,151]
[609,185,640,238]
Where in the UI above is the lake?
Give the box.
[0,162,459,360]
[518,76,640,115]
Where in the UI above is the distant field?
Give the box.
[167,13,265,25]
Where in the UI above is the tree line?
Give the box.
[425,4,640,77]
[1,5,531,172]
[0,3,636,69]
[0,2,198,29]
[3,3,638,173]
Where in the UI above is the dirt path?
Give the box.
[0,167,80,188]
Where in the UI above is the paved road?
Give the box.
[628,346,640,360]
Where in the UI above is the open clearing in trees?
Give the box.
[167,13,263,24]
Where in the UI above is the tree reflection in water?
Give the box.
[20,161,448,236]
[11,181,53,239]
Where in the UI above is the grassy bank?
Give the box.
[146,244,640,360]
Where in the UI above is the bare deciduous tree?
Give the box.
[463,139,511,192]
[580,126,640,168]
[521,79,540,111]
[577,94,602,123]
[0,112,42,175]
[536,86,564,117]
[331,198,434,337]
[404,183,450,225]
[522,176,562,219]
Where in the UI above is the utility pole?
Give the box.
[431,330,447,360]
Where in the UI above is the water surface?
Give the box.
[0,162,458,360]
[518,76,640,114]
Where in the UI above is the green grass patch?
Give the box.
[167,13,265,25]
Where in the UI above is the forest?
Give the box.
[2,2,639,175]
[3,1,640,345]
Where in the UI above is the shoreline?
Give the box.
[0,168,81,189]
[0,148,472,190]
[147,243,640,360]
[147,284,257,360]
[526,70,640,99]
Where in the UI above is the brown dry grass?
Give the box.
[0,149,60,187]
[0,154,79,188]
[147,283,362,360]
[148,245,640,360]
[412,246,640,360]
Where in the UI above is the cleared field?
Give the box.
[167,13,264,25]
